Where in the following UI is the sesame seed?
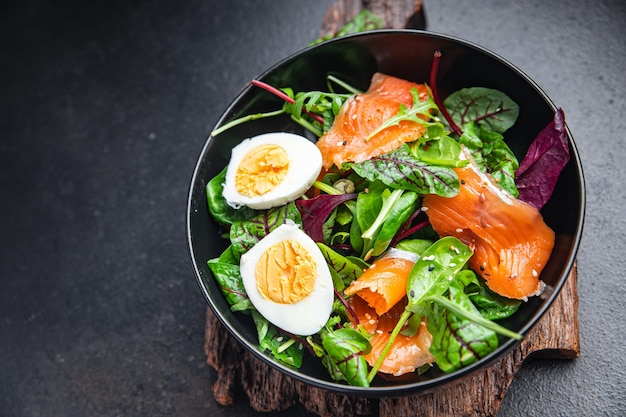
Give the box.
[421,206,429,211]
[369,319,376,325]
[455,228,463,233]
[277,336,283,342]
[532,269,538,277]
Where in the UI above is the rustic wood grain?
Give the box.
[319,0,425,37]
[203,1,580,415]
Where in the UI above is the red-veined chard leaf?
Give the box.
[207,256,253,312]
[321,327,371,387]
[444,87,519,134]
[229,202,301,259]
[317,243,364,290]
[348,145,459,197]
[426,281,499,373]
[515,108,570,210]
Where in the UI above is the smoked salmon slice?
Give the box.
[348,295,434,376]
[344,249,433,376]
[422,150,555,300]
[316,72,429,170]
[343,249,418,315]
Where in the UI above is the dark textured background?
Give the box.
[1,1,624,416]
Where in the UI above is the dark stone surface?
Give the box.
[1,0,624,416]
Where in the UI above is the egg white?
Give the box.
[239,222,334,336]
[222,132,323,210]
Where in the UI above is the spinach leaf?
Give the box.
[207,255,253,312]
[348,145,459,197]
[229,203,301,260]
[466,275,522,320]
[371,190,419,257]
[416,135,468,168]
[459,122,520,197]
[354,182,419,259]
[251,310,304,368]
[426,281,499,373]
[321,327,372,387]
[406,236,474,317]
[395,238,434,256]
[206,167,257,226]
[444,87,519,134]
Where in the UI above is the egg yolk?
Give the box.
[255,239,317,304]
[235,144,290,197]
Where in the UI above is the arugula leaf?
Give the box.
[444,87,519,134]
[229,203,301,259]
[365,87,439,142]
[459,122,520,197]
[348,145,460,197]
[515,108,570,210]
[206,167,257,226]
[284,89,353,135]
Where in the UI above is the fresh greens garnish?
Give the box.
[443,87,520,134]
[202,45,570,386]
[348,145,460,198]
[364,87,439,141]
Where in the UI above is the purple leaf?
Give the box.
[515,108,570,210]
[296,193,357,242]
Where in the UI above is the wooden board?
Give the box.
[203,2,580,416]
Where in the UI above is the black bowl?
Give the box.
[187,30,585,397]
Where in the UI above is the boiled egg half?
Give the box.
[222,132,323,210]
[240,222,334,336]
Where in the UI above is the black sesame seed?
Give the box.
[410,290,415,298]
[428,264,435,271]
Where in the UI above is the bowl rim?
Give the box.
[186,29,586,397]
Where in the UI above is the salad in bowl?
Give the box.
[187,30,584,395]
